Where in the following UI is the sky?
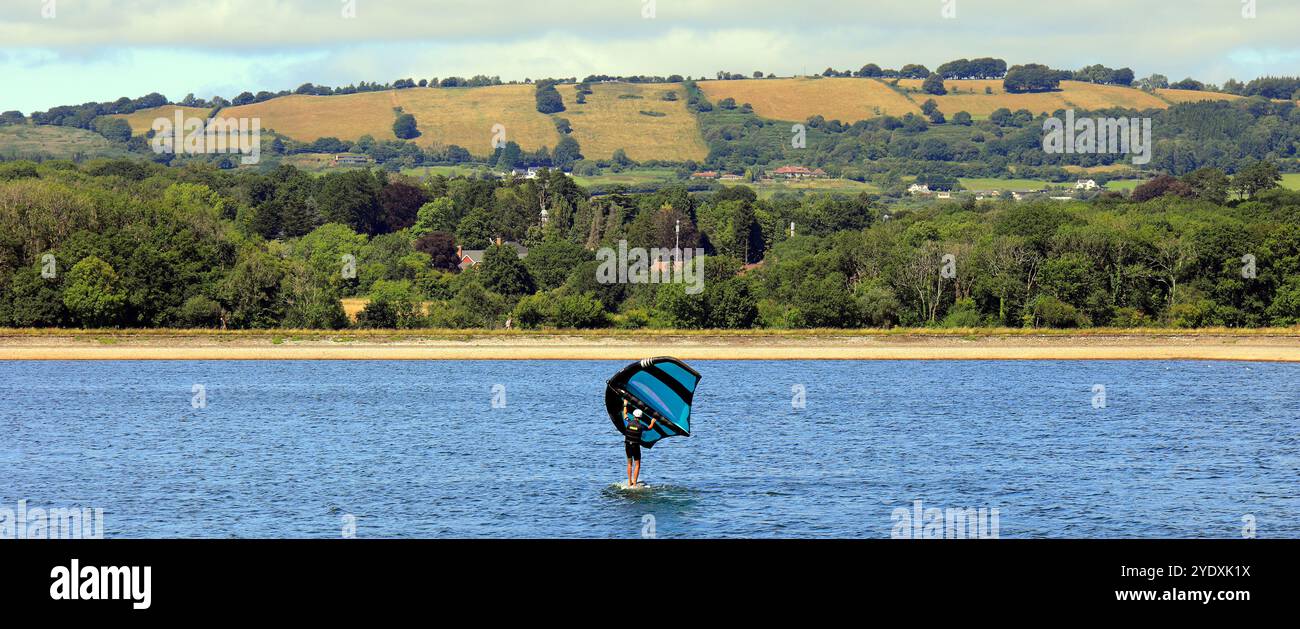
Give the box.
[3,0,1299,113]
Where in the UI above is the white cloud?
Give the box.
[4,0,1299,113]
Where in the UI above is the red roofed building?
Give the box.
[772,165,827,179]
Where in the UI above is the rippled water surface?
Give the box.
[2,360,1296,538]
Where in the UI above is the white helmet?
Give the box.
[632,409,643,418]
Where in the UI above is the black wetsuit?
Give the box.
[624,417,643,461]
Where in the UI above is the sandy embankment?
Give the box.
[2,331,1300,361]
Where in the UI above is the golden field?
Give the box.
[895,79,1170,117]
[220,85,559,154]
[102,79,1287,163]
[699,77,922,122]
[557,82,708,162]
[114,105,213,134]
[1155,88,1243,104]
[698,78,1190,123]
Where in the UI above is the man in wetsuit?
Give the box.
[623,399,656,487]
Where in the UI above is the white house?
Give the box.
[907,183,932,195]
[1075,179,1099,190]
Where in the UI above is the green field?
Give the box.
[750,178,879,199]
[569,168,680,187]
[958,177,1056,191]
[0,124,131,160]
[1105,180,1142,191]
[399,164,496,179]
[1283,173,1300,190]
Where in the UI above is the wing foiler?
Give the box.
[605,357,701,448]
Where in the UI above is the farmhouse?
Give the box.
[332,154,372,166]
[1075,179,1099,190]
[456,240,529,270]
[771,165,827,179]
[1010,189,1048,201]
[907,183,932,195]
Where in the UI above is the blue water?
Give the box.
[1,360,1296,538]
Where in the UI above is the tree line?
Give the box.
[2,158,1298,331]
[691,90,1300,183]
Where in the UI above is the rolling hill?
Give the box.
[64,76,1286,163]
[223,84,560,155]
[0,124,133,161]
[557,82,708,162]
[115,105,213,135]
[699,76,922,121]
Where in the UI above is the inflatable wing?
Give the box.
[605,357,701,448]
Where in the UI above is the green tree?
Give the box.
[494,141,524,170]
[553,292,607,328]
[62,256,126,328]
[357,279,423,328]
[922,74,947,95]
[1182,167,1230,204]
[553,136,583,170]
[412,197,459,236]
[706,278,758,328]
[535,81,566,114]
[438,279,506,328]
[1232,160,1281,199]
[393,113,420,140]
[479,244,535,296]
[1004,64,1063,93]
[0,267,65,327]
[93,117,133,143]
[319,170,382,234]
[219,249,285,328]
[280,262,348,329]
[511,292,555,328]
[293,223,368,295]
[565,259,626,311]
[524,237,592,290]
[455,207,496,249]
[790,272,859,328]
[178,295,224,328]
[655,283,709,328]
